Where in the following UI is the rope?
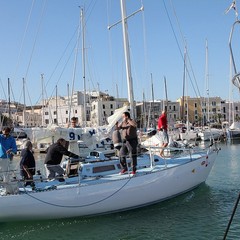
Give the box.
[223,192,240,240]
[24,174,134,208]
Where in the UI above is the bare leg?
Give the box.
[159,143,168,157]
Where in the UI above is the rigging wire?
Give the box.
[35,27,78,105]
[36,0,98,124]
[140,0,150,100]
[69,7,82,122]
[107,0,118,98]
[163,0,202,99]
[13,0,36,105]
[36,32,77,106]
[24,0,47,112]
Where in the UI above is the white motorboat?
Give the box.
[0,143,219,222]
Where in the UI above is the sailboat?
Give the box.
[0,1,219,222]
[179,47,199,141]
[198,40,224,141]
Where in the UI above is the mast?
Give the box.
[182,47,186,122]
[205,39,210,123]
[151,73,155,128]
[69,6,81,126]
[142,90,147,129]
[164,76,168,111]
[108,1,143,119]
[22,78,26,127]
[55,85,58,125]
[67,83,70,124]
[120,0,135,118]
[183,46,189,128]
[8,78,11,120]
[41,74,44,126]
[116,83,119,108]
[81,7,87,127]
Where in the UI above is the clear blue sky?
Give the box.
[0,0,238,106]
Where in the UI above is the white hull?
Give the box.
[198,129,223,141]
[0,147,219,222]
[226,122,240,141]
[180,131,199,141]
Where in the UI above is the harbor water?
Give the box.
[0,141,240,240]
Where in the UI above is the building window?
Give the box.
[45,119,49,124]
[53,111,56,115]
[110,104,113,109]
[45,112,49,115]
[195,110,198,114]
[75,110,77,114]
[195,103,197,108]
[66,110,68,114]
[103,104,105,109]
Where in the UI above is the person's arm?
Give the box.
[115,121,122,130]
[58,145,79,158]
[127,118,137,127]
[23,165,33,179]
[7,137,17,154]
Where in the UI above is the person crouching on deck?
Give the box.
[44,138,79,182]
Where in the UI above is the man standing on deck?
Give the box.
[115,112,138,175]
[157,110,169,157]
[0,127,17,192]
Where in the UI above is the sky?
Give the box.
[0,0,239,106]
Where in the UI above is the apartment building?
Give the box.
[177,96,222,124]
